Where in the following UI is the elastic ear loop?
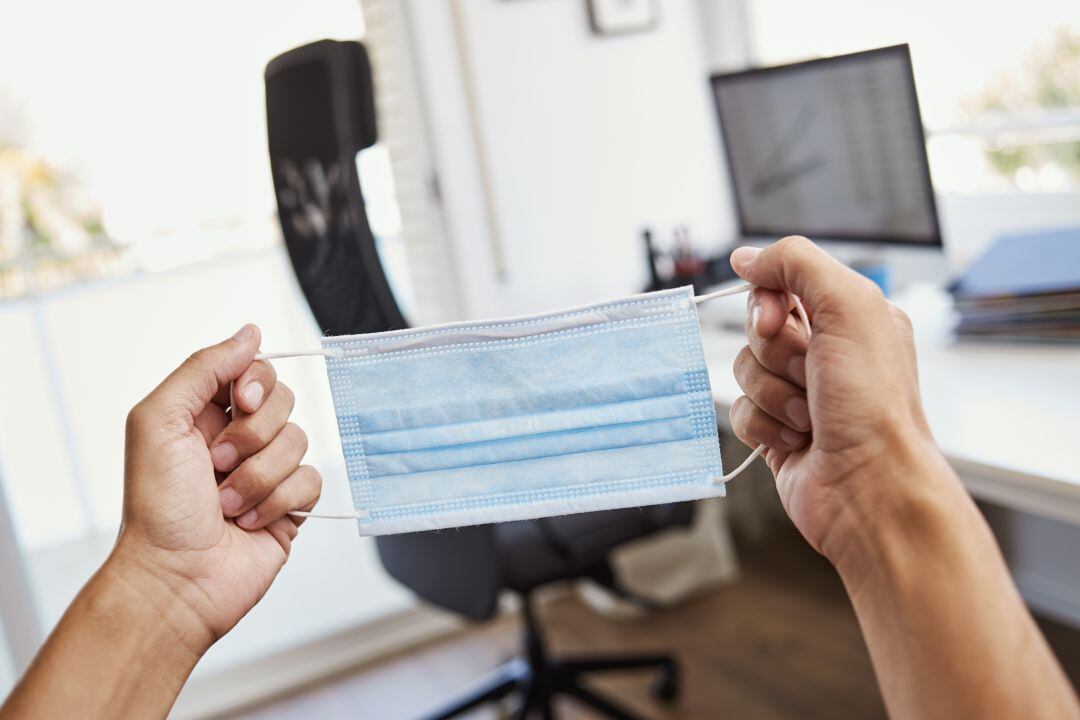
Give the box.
[258,283,810,519]
[692,283,811,485]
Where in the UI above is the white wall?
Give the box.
[408,0,734,318]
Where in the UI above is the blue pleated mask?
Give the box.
[322,286,723,535]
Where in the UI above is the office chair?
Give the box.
[266,39,692,719]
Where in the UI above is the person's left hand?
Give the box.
[111,325,322,651]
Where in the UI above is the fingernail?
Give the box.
[751,303,762,331]
[785,396,811,431]
[789,355,807,386]
[211,442,239,471]
[730,246,761,267]
[233,324,255,341]
[219,487,243,515]
[779,427,803,449]
[242,382,265,410]
[237,508,258,528]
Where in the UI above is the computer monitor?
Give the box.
[710,45,941,247]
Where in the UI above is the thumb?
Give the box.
[144,324,262,420]
[730,236,881,331]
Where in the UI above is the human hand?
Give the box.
[728,237,942,562]
[110,325,322,652]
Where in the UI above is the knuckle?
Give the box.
[243,454,275,491]
[749,405,777,438]
[728,400,742,429]
[239,416,276,449]
[743,373,765,404]
[734,399,770,447]
[300,464,321,484]
[729,396,751,426]
[279,383,296,409]
[285,423,308,455]
[732,346,752,381]
[255,419,278,448]
[889,303,914,331]
[126,401,152,434]
[743,401,764,431]
[738,361,768,401]
[777,235,810,254]
[853,273,884,300]
[185,347,213,370]
[300,466,322,497]
[255,358,277,381]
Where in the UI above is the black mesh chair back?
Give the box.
[265,39,406,336]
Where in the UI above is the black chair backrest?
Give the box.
[265,39,406,336]
[266,40,501,620]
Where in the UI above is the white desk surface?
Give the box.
[700,284,1080,525]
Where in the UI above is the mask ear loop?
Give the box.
[692,283,812,485]
[260,284,810,518]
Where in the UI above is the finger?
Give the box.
[264,516,300,556]
[730,237,882,331]
[235,465,322,530]
[209,382,296,472]
[218,422,308,517]
[764,447,790,476]
[746,287,793,340]
[746,290,810,386]
[288,498,317,528]
[732,347,811,432]
[729,396,807,452]
[212,358,277,412]
[232,360,277,414]
[193,404,228,447]
[140,325,261,421]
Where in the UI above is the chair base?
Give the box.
[420,595,679,720]
[421,653,678,720]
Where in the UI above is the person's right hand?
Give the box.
[728,237,946,563]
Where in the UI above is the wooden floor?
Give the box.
[229,521,1080,720]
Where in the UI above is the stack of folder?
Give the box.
[950,228,1080,342]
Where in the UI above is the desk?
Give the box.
[702,283,1080,522]
[700,283,1080,622]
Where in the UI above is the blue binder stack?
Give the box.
[950,228,1080,342]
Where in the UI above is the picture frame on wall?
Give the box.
[587,0,657,36]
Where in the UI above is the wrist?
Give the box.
[819,426,978,591]
[0,546,209,718]
[104,539,217,658]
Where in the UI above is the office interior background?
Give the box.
[1,0,1079,717]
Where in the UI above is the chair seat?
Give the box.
[496,504,693,592]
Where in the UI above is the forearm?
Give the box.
[0,550,210,720]
[832,439,1079,719]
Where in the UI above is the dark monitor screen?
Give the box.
[711,45,941,246]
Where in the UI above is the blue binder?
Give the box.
[951,228,1080,300]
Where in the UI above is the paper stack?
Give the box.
[950,228,1080,343]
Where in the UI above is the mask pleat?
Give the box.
[364,412,702,477]
[354,390,691,454]
[368,437,719,511]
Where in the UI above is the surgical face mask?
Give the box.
[318,286,726,536]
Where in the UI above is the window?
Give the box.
[747,0,1080,194]
[0,0,426,706]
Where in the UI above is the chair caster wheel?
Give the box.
[651,662,680,703]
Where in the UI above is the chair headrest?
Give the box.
[265,39,376,153]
